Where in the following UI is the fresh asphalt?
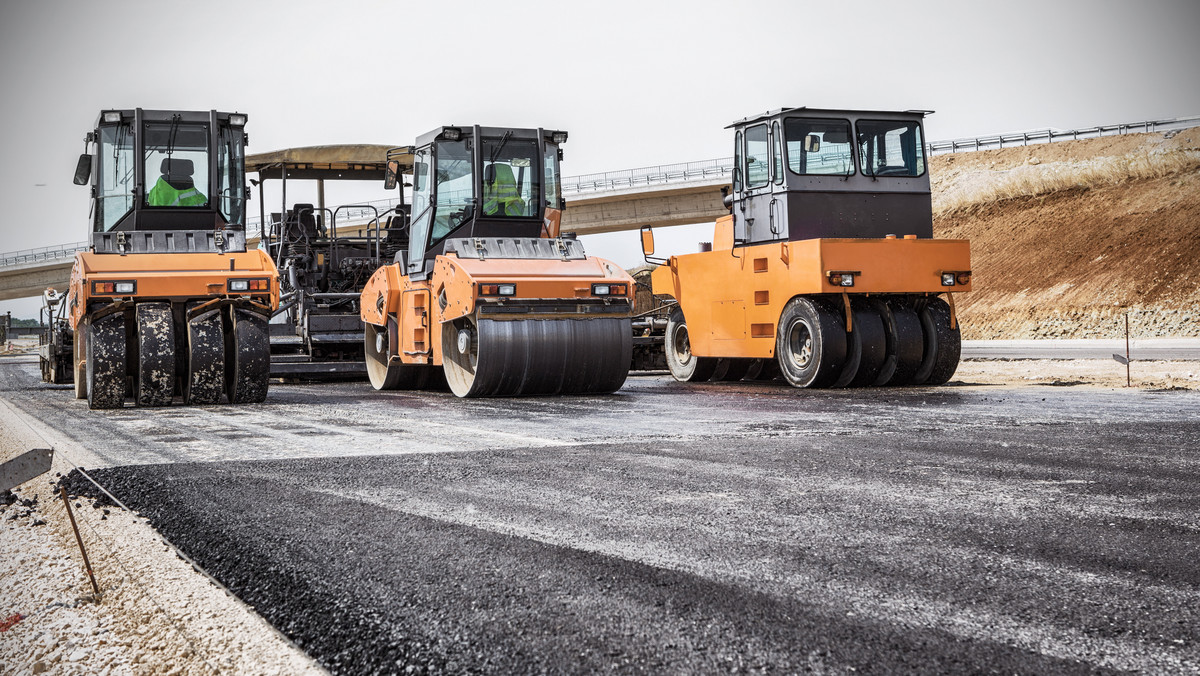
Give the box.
[3,354,1198,674]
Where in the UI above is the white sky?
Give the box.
[2,0,1198,318]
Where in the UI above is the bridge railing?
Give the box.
[560,114,1200,194]
[1,242,89,267]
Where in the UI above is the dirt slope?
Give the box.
[932,129,1200,339]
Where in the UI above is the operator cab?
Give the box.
[727,108,932,246]
[401,125,568,279]
[74,108,249,253]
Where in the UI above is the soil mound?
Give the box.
[931,129,1200,339]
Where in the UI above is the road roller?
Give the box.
[644,107,971,388]
[67,109,279,409]
[360,125,634,397]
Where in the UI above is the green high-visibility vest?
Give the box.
[147,177,206,207]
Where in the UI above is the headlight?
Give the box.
[941,273,956,286]
[114,282,135,294]
[828,271,856,287]
[229,280,249,292]
[228,278,269,292]
[593,284,610,296]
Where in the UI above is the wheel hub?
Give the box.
[672,326,692,365]
[789,322,813,368]
[457,328,472,355]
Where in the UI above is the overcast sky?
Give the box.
[2,0,1198,318]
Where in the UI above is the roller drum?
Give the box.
[444,315,631,398]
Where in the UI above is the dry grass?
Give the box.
[934,149,1200,215]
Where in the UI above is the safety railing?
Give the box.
[560,114,1200,194]
[0,242,89,267]
[926,115,1200,155]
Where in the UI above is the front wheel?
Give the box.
[365,321,404,390]
[664,306,717,382]
[775,297,846,389]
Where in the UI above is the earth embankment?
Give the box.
[932,129,1200,339]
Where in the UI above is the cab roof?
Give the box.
[728,107,934,129]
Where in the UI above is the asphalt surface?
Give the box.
[4,354,1199,674]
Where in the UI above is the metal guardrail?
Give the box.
[0,242,89,268]
[926,115,1200,155]
[560,114,1200,195]
[3,115,1198,265]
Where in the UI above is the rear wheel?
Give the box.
[227,309,270,404]
[664,306,717,382]
[184,306,225,405]
[86,313,126,410]
[913,297,961,386]
[711,358,752,382]
[776,297,846,389]
[832,300,887,388]
[135,303,175,406]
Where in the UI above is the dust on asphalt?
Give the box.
[7,358,1200,674]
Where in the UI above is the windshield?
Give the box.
[97,124,135,231]
[856,120,925,177]
[430,138,473,241]
[217,124,245,225]
[784,118,854,175]
[481,137,540,218]
[143,120,210,208]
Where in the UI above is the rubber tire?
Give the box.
[184,306,225,405]
[227,309,270,404]
[73,322,87,399]
[744,359,779,381]
[830,301,886,388]
[86,313,126,410]
[711,358,752,382]
[135,303,175,407]
[776,297,847,389]
[872,298,924,386]
[664,306,717,382]
[913,297,961,386]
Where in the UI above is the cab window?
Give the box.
[97,124,135,231]
[480,136,540,218]
[430,138,473,241]
[784,118,854,176]
[745,124,769,188]
[143,122,210,207]
[856,120,925,177]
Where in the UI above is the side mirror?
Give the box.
[640,226,655,257]
[483,163,495,185]
[804,134,821,153]
[384,159,401,191]
[73,154,92,186]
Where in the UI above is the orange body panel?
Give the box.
[361,252,635,367]
[67,249,280,330]
[651,236,971,359]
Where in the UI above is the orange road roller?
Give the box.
[68,109,279,409]
[360,125,634,397]
[645,107,971,388]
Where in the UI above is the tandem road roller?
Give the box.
[360,125,634,397]
[68,109,279,409]
[644,107,971,388]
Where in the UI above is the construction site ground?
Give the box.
[3,129,1199,674]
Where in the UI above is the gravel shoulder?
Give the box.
[0,400,325,676]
